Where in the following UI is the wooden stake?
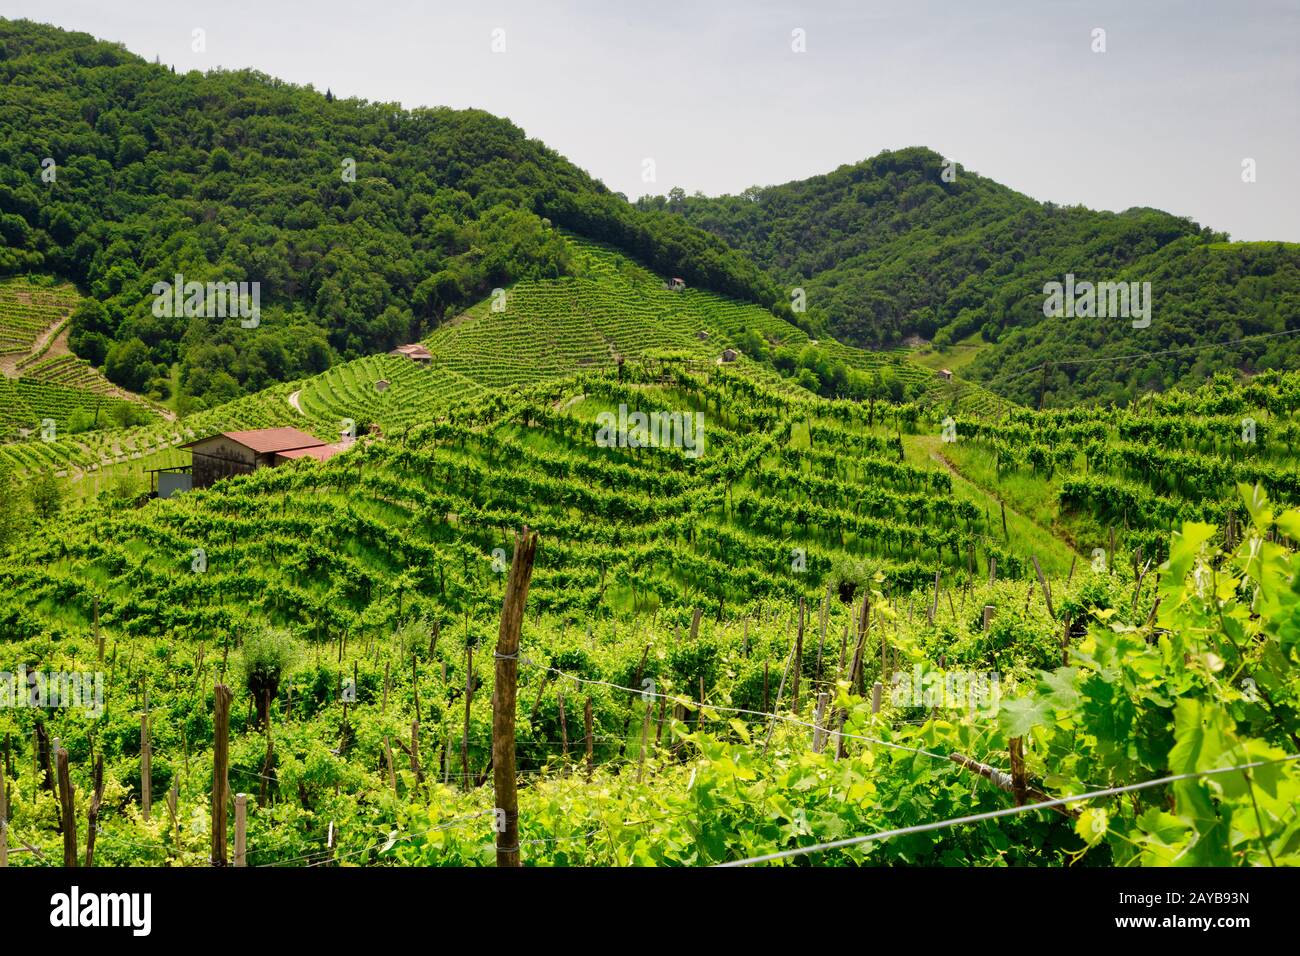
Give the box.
[211,683,232,866]
[812,692,829,753]
[983,605,995,632]
[234,793,248,867]
[1030,555,1056,619]
[584,697,594,781]
[57,747,77,867]
[383,737,398,794]
[140,709,152,822]
[928,569,941,624]
[636,696,653,783]
[166,782,181,858]
[492,527,539,868]
[557,689,569,766]
[84,754,104,867]
[461,642,473,790]
[792,597,805,713]
[0,754,8,868]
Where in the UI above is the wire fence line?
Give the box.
[717,751,1300,866]
[524,657,952,760]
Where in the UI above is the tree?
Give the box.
[30,470,63,521]
[104,338,153,392]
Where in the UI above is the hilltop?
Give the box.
[0,17,783,412]
[646,146,1300,406]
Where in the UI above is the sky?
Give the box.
[6,0,1298,241]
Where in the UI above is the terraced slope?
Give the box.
[0,235,999,484]
[4,366,1034,640]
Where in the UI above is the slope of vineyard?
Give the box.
[0,233,997,485]
[0,276,163,440]
[939,371,1300,562]
[1,362,1297,868]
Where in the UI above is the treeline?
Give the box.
[0,18,781,410]
[643,146,1300,406]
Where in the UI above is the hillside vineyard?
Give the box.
[0,15,1296,882]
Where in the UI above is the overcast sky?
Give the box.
[8,0,1298,240]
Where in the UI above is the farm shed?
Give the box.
[390,343,433,364]
[937,368,953,380]
[719,348,739,363]
[181,427,345,489]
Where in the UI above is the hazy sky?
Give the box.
[8,0,1298,240]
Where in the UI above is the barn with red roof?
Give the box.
[180,426,347,489]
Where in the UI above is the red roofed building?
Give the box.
[390,343,432,364]
[181,427,346,489]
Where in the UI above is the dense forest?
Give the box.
[0,18,783,410]
[644,147,1300,406]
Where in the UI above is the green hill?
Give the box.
[647,147,1300,406]
[0,17,784,411]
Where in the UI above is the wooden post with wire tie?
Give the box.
[492,526,539,868]
[948,751,1077,818]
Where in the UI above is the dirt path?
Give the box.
[0,314,67,377]
[911,434,1080,571]
[288,389,305,415]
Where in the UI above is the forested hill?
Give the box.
[0,18,782,411]
[644,147,1300,407]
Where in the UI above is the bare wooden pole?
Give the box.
[234,793,248,867]
[140,704,152,821]
[636,697,653,782]
[1030,555,1056,619]
[792,597,805,713]
[812,692,829,753]
[383,736,398,794]
[584,697,594,782]
[461,642,473,791]
[211,683,232,866]
[0,754,8,867]
[492,527,539,868]
[84,754,104,866]
[166,782,181,858]
[57,747,77,867]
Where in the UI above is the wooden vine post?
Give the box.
[792,597,805,713]
[84,755,104,866]
[234,793,248,867]
[491,527,539,868]
[141,687,152,821]
[56,747,76,867]
[584,697,594,782]
[0,753,7,868]
[211,683,233,866]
